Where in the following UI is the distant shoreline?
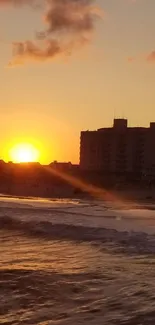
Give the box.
[0,187,155,208]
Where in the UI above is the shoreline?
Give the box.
[0,187,155,206]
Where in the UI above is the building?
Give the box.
[80,119,155,176]
[49,161,72,171]
[49,161,79,172]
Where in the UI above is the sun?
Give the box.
[10,143,40,163]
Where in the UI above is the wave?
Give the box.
[1,215,155,255]
[1,204,155,226]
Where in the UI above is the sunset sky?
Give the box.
[0,0,155,164]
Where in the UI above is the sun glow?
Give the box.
[10,143,40,163]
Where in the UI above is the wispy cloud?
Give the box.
[146,51,155,63]
[126,51,155,64]
[127,56,135,63]
[1,0,101,65]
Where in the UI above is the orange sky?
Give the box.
[0,0,155,163]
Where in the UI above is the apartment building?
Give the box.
[80,119,155,175]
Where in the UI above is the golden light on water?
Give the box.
[10,143,40,163]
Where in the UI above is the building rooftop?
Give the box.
[82,119,155,133]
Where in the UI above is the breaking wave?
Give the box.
[1,215,155,255]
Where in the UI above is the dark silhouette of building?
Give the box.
[80,119,155,176]
[49,161,72,171]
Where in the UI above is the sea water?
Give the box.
[1,196,155,324]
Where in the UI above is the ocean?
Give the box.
[1,196,155,324]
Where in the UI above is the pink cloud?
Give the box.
[127,56,135,63]
[146,51,155,63]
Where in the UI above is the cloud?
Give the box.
[1,0,101,65]
[127,56,135,63]
[8,39,63,66]
[126,52,155,64]
[45,0,95,34]
[146,51,155,63]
